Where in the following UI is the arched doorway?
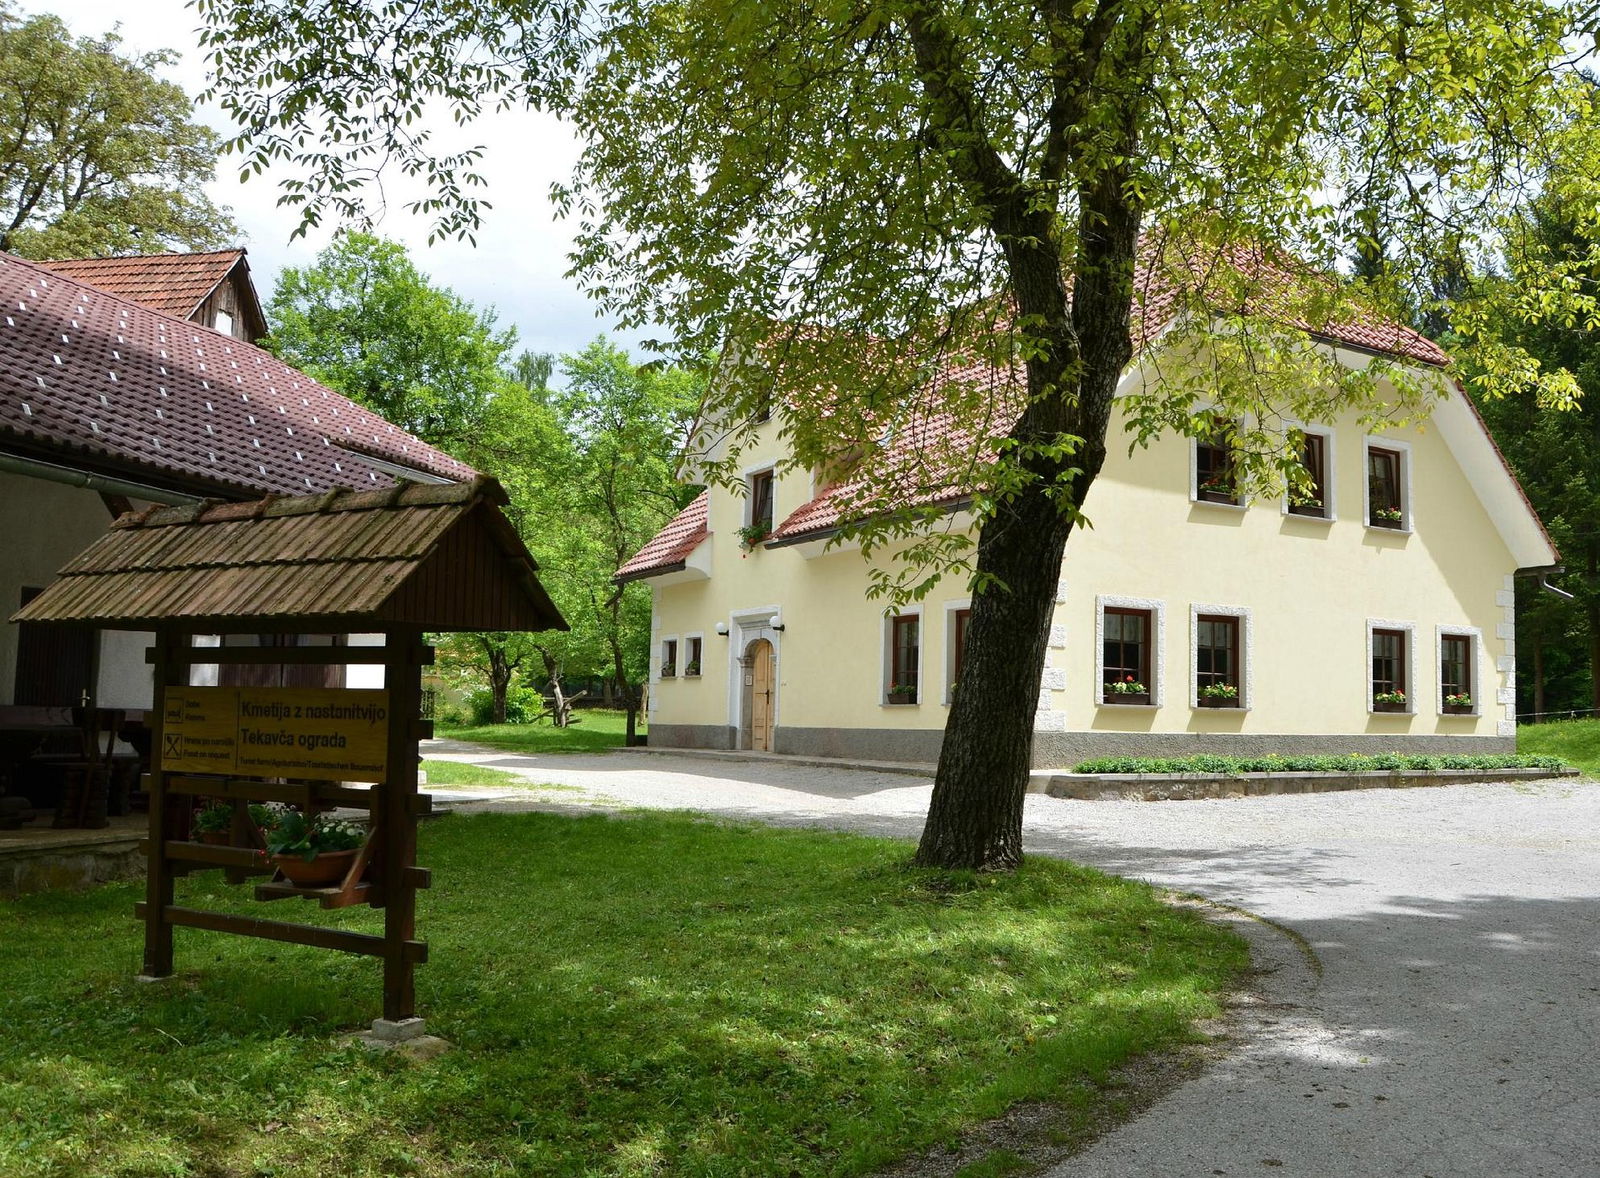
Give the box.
[742,638,775,751]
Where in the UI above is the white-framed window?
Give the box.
[742,465,777,543]
[683,633,704,678]
[660,636,679,679]
[1436,626,1482,716]
[1363,436,1413,533]
[1190,604,1252,709]
[882,607,924,706]
[1283,423,1335,521]
[943,598,972,706]
[1367,618,1417,714]
[1190,415,1246,509]
[1097,596,1165,707]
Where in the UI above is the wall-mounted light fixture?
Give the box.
[714,622,729,636]
[768,614,785,632]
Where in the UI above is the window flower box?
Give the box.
[1369,505,1404,529]
[1372,690,1407,713]
[1103,678,1150,706]
[684,660,701,677]
[1443,693,1473,715]
[1196,683,1240,708]
[1287,496,1324,518]
[887,683,918,705]
[1197,481,1238,505]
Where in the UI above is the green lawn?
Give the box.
[1518,717,1600,777]
[419,759,527,788]
[0,812,1246,1178]
[438,708,639,754]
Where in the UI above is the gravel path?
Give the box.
[424,741,1600,1177]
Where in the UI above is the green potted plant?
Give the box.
[685,659,701,677]
[191,802,233,845]
[1371,505,1404,527]
[1443,692,1473,715]
[1104,676,1150,705]
[735,522,771,548]
[886,681,918,704]
[1197,682,1240,708]
[263,809,365,886]
[1372,688,1407,713]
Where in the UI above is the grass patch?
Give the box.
[1072,752,1568,776]
[438,708,639,754]
[0,812,1245,1177]
[419,759,527,788]
[1518,718,1600,778]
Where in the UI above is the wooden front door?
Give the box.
[748,639,774,752]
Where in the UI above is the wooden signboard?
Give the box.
[161,686,390,782]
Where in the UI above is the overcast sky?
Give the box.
[33,0,649,367]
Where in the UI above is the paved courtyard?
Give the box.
[424,742,1600,1177]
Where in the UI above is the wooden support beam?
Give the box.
[140,631,183,979]
[381,630,425,1023]
[135,902,426,962]
[140,839,270,871]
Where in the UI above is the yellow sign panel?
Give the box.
[160,687,391,782]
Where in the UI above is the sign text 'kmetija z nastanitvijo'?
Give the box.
[160,686,390,782]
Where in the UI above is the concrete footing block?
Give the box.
[351,1016,452,1058]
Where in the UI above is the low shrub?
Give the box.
[1072,752,1568,775]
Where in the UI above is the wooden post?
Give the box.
[379,630,426,1026]
[140,631,188,979]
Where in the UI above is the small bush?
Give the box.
[466,685,545,726]
[1072,752,1568,775]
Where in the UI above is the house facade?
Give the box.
[0,249,472,711]
[620,333,1556,767]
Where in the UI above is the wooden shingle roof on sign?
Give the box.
[10,476,566,634]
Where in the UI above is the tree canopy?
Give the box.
[0,4,236,257]
[264,232,517,451]
[201,0,1600,868]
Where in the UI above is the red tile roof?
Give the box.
[615,491,709,582]
[0,250,474,498]
[41,249,248,321]
[626,244,1459,570]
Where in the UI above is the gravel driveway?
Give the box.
[424,742,1600,1177]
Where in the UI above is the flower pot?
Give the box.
[887,694,918,705]
[196,830,230,846]
[1443,704,1474,715]
[1197,696,1237,708]
[1103,692,1151,706]
[273,849,358,887]
[1372,700,1407,713]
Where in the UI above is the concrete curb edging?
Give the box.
[1032,766,1581,801]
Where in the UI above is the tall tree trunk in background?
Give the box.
[479,635,519,725]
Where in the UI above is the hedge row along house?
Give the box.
[0,248,473,715]
[619,260,1559,766]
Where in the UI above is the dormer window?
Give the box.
[745,468,775,542]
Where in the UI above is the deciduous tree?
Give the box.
[264,231,517,450]
[0,5,235,257]
[202,0,1597,869]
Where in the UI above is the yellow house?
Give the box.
[618,318,1557,767]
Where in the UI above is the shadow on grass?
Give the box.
[0,810,1243,1178]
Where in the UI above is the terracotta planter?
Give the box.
[273,849,358,887]
[1103,692,1152,706]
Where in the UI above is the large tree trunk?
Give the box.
[905,3,1146,869]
